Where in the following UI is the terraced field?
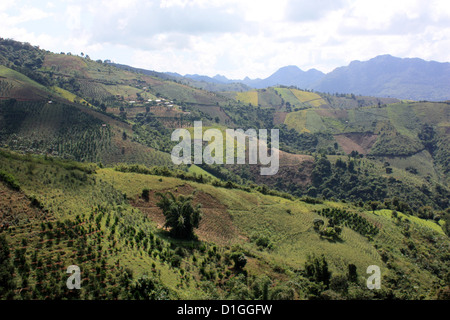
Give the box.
[289,89,327,107]
[236,90,258,106]
[0,39,449,301]
[0,65,51,100]
[1,149,447,300]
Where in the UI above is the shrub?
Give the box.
[348,264,358,283]
[304,254,332,288]
[302,196,323,204]
[29,195,44,209]
[142,188,150,202]
[330,275,349,294]
[252,235,273,250]
[130,275,171,300]
[0,170,20,191]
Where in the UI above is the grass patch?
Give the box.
[236,91,258,106]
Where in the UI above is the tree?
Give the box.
[130,275,170,300]
[418,206,433,220]
[335,158,347,170]
[350,150,359,158]
[418,124,436,154]
[443,209,450,237]
[231,252,247,271]
[0,235,16,299]
[330,275,349,294]
[313,218,325,230]
[142,188,150,202]
[304,254,332,288]
[311,155,331,186]
[269,284,295,300]
[156,192,202,239]
[251,275,271,300]
[348,264,358,283]
[369,201,381,213]
[348,160,355,173]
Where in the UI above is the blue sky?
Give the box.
[1,0,449,79]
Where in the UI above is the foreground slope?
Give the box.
[0,150,449,300]
[0,38,448,225]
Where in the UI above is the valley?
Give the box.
[0,38,449,301]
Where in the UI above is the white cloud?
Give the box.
[65,5,82,30]
[1,0,450,79]
[285,0,348,22]
[0,1,15,13]
[1,5,52,26]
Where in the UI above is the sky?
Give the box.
[1,0,450,79]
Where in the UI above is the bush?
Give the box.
[302,196,323,204]
[142,188,150,202]
[330,275,349,294]
[252,235,273,250]
[130,275,171,300]
[0,235,16,298]
[170,255,182,268]
[319,226,342,240]
[0,170,20,191]
[29,195,44,209]
[231,252,247,271]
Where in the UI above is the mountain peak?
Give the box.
[213,74,229,83]
[247,65,325,89]
[315,55,450,101]
[278,65,302,71]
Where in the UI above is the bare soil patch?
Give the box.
[334,132,378,155]
[131,184,240,245]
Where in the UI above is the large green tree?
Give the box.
[156,192,202,239]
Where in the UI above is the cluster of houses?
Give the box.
[128,97,175,109]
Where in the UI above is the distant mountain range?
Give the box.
[172,66,325,91]
[168,55,450,101]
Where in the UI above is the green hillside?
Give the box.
[0,38,449,301]
[0,149,449,300]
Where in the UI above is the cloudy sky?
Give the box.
[1,0,449,79]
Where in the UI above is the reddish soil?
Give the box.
[43,54,88,76]
[233,150,314,187]
[279,150,314,166]
[131,184,241,245]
